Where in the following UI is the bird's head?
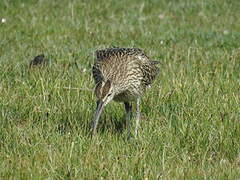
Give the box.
[95,80,115,106]
[93,80,115,131]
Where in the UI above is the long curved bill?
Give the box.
[92,100,104,135]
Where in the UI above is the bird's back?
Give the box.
[92,48,159,99]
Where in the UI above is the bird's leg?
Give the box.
[135,97,141,137]
[124,102,132,139]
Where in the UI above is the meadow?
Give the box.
[0,0,240,179]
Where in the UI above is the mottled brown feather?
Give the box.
[92,47,159,102]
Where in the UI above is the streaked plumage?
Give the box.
[92,47,159,136]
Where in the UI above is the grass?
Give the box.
[0,0,240,179]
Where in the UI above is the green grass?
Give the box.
[1,0,240,179]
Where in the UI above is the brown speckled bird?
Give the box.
[92,47,159,137]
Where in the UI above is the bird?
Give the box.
[92,47,160,137]
[29,54,48,68]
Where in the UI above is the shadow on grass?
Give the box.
[55,113,127,137]
[94,116,127,135]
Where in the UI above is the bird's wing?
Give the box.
[95,48,148,61]
[92,63,104,85]
[92,50,110,84]
[93,48,157,85]
[141,60,160,87]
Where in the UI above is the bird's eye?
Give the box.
[107,93,112,97]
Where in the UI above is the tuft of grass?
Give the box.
[0,0,240,179]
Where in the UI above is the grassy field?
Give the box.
[1,0,240,179]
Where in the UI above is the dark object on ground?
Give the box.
[29,54,48,67]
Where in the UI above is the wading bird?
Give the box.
[92,47,159,137]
